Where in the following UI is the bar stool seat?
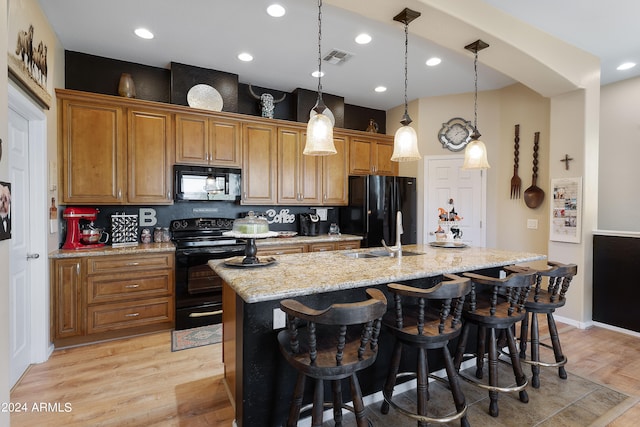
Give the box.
[277,288,387,427]
[380,274,471,427]
[453,269,535,417]
[506,261,578,388]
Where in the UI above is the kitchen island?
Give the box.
[210,244,545,427]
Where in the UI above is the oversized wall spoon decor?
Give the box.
[523,132,545,208]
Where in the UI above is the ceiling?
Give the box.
[38,0,640,111]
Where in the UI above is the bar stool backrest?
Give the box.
[279,288,387,368]
[463,271,535,317]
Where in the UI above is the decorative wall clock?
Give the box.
[438,117,474,152]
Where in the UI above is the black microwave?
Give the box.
[174,165,241,201]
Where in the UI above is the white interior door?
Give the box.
[8,107,31,387]
[425,155,486,247]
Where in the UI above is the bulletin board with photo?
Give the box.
[550,177,582,243]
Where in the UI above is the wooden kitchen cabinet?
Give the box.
[322,133,349,205]
[127,107,174,204]
[277,126,322,205]
[51,252,175,347]
[59,95,126,204]
[256,244,306,257]
[242,122,278,205]
[308,241,361,252]
[51,258,84,339]
[175,113,241,168]
[57,90,174,205]
[349,135,398,176]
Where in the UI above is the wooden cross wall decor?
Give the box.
[561,154,574,170]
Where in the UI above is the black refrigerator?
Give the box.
[339,175,417,248]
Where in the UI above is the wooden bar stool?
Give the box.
[453,270,534,417]
[506,261,578,388]
[277,289,387,427]
[380,274,471,427]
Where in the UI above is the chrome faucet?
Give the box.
[382,211,403,257]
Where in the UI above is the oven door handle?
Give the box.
[189,310,223,318]
[180,249,241,256]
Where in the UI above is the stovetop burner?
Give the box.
[170,217,242,249]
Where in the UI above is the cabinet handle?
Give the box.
[125,284,140,289]
[244,192,247,199]
[118,189,122,199]
[76,263,80,275]
[125,262,140,266]
[323,194,327,202]
[167,191,171,200]
[125,312,140,317]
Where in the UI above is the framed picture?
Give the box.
[550,177,582,243]
[0,181,11,241]
[7,23,51,109]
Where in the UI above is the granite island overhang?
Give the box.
[209,244,546,427]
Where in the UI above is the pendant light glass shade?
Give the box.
[391,123,420,161]
[392,8,421,162]
[304,109,336,155]
[462,138,490,169]
[304,0,336,156]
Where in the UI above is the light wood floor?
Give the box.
[10,323,640,426]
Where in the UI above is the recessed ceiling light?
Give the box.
[267,4,286,17]
[355,33,372,45]
[238,52,253,62]
[374,86,387,93]
[134,28,154,39]
[311,70,325,78]
[426,57,441,66]
[617,62,636,71]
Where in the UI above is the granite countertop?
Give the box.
[256,233,362,246]
[49,242,176,259]
[210,244,546,304]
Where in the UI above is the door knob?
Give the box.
[26,253,40,260]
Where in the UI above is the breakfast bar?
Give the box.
[211,244,545,427]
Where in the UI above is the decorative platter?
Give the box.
[277,231,298,238]
[187,84,223,111]
[429,241,468,248]
[224,256,277,268]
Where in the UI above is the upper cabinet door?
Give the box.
[277,127,321,205]
[175,113,241,168]
[348,135,398,176]
[322,134,349,205]
[127,108,174,204]
[175,113,209,165]
[241,122,277,205]
[349,137,374,175]
[209,118,241,168]
[374,141,398,176]
[60,98,126,204]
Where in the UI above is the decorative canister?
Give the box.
[162,227,171,242]
[153,227,163,243]
[140,228,152,244]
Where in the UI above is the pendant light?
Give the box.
[462,39,490,169]
[304,0,336,156]
[391,8,421,162]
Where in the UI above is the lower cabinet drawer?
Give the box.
[87,297,173,334]
[87,271,172,304]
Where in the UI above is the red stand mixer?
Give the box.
[62,207,108,250]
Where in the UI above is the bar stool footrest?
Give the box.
[383,372,468,424]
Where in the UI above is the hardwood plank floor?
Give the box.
[10,323,640,426]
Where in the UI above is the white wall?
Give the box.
[598,76,640,231]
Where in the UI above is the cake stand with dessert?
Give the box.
[223,212,278,266]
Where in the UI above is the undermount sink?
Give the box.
[344,250,424,259]
[344,252,378,259]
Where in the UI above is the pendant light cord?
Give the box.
[403,21,409,117]
[473,50,479,132]
[316,0,323,101]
